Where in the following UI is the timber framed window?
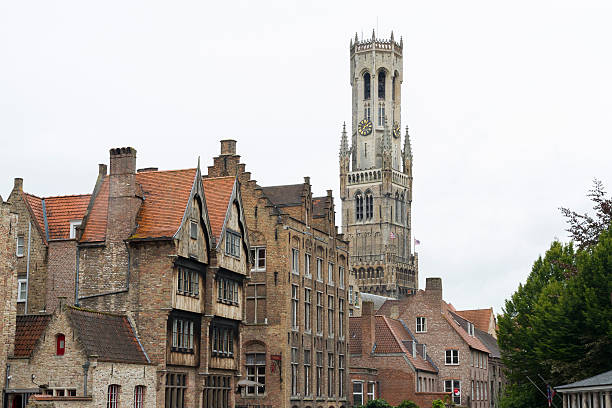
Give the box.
[171,318,194,352]
[165,373,186,408]
[189,220,198,240]
[69,220,81,239]
[352,381,364,406]
[177,267,199,297]
[17,279,27,303]
[217,276,239,304]
[211,325,234,357]
[203,376,230,408]
[245,353,266,396]
[367,381,376,401]
[225,230,241,257]
[445,379,461,404]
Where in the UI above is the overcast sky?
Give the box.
[1,0,611,315]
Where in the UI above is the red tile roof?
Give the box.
[455,308,495,333]
[443,312,490,353]
[202,177,235,241]
[14,314,52,357]
[44,195,91,240]
[349,317,364,354]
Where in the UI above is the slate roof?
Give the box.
[80,169,198,242]
[312,196,331,217]
[361,293,395,311]
[444,312,489,353]
[474,328,501,359]
[556,370,612,390]
[67,307,149,364]
[202,177,235,241]
[261,184,304,207]
[14,314,52,357]
[455,308,495,333]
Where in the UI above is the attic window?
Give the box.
[56,334,65,356]
[225,231,241,257]
[69,220,82,239]
[467,322,475,336]
[16,235,24,257]
[190,221,198,240]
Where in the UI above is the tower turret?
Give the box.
[339,122,350,200]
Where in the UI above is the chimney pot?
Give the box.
[326,189,332,197]
[304,176,310,185]
[13,178,23,191]
[220,140,237,155]
[109,147,137,176]
[137,167,158,173]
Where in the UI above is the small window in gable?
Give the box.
[225,231,241,257]
[190,220,198,240]
[16,235,24,257]
[56,333,65,356]
[69,220,82,239]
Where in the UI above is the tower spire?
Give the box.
[340,122,349,157]
[404,126,412,161]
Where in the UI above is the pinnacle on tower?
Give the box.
[404,126,412,160]
[372,29,376,40]
[383,118,392,152]
[340,122,349,157]
[390,31,394,41]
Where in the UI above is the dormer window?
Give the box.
[56,334,65,356]
[467,322,475,336]
[190,221,198,240]
[69,220,82,239]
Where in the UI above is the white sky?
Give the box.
[1,0,611,316]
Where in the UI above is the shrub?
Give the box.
[362,399,393,408]
[397,401,420,408]
[432,400,446,408]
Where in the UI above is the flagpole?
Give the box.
[526,376,559,408]
[537,374,561,405]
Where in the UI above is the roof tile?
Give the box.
[44,195,91,240]
[14,314,52,357]
[202,177,235,241]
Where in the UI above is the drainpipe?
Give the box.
[75,247,80,306]
[82,360,90,396]
[25,221,31,314]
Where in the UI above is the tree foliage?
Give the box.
[431,400,446,408]
[396,401,419,408]
[362,399,393,408]
[498,183,612,408]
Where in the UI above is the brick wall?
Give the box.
[46,241,77,313]
[0,198,18,389]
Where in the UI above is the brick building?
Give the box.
[74,147,251,407]
[348,301,447,407]
[378,278,491,407]
[6,306,154,408]
[206,140,351,408]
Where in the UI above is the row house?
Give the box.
[378,278,492,408]
[206,140,351,408]
[348,301,448,407]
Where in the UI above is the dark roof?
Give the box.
[444,311,489,353]
[474,328,500,358]
[261,184,304,207]
[67,307,149,364]
[14,315,52,357]
[361,293,395,311]
[312,196,331,217]
[556,370,612,391]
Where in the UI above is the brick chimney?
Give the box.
[220,139,236,155]
[361,301,376,356]
[13,178,23,191]
[107,147,141,241]
[208,140,241,177]
[425,277,443,300]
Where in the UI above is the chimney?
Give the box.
[13,178,23,191]
[425,277,443,300]
[361,301,376,356]
[326,189,332,197]
[220,140,236,155]
[304,176,310,185]
[107,147,140,241]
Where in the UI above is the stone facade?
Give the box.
[207,140,351,408]
[340,32,418,299]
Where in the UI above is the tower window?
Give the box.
[364,103,371,121]
[378,103,385,127]
[355,193,363,221]
[365,191,373,220]
[378,70,386,99]
[363,72,371,100]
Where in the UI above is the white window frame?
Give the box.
[445,379,461,404]
[416,316,427,333]
[367,381,376,401]
[245,353,266,396]
[17,279,27,303]
[291,285,299,331]
[69,220,82,239]
[107,384,120,408]
[316,258,323,281]
[328,262,334,286]
[16,235,24,257]
[352,381,364,406]
[304,253,311,277]
[445,349,459,365]
[250,247,266,271]
[339,266,345,288]
[291,248,299,275]
[133,385,145,408]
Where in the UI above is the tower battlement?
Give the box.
[350,31,403,56]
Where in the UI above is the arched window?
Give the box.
[56,334,65,356]
[392,74,397,101]
[107,384,120,408]
[365,191,373,220]
[363,72,371,100]
[245,343,266,396]
[378,103,385,126]
[134,386,145,408]
[395,193,400,222]
[400,193,405,224]
[378,70,386,99]
[355,192,363,221]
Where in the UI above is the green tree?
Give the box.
[431,400,446,408]
[362,399,393,408]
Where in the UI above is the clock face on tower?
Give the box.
[393,122,400,139]
[358,119,373,136]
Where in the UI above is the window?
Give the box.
[291,347,298,396]
[225,231,241,257]
[304,349,311,396]
[364,103,371,121]
[316,292,323,335]
[316,352,323,397]
[338,298,345,338]
[445,349,459,365]
[353,381,364,406]
[56,334,65,356]
[107,384,120,408]
[245,353,266,395]
[348,285,354,304]
[378,70,386,99]
[339,266,345,288]
[477,380,480,400]
[338,354,345,397]
[304,288,311,332]
[363,72,371,99]
[211,325,234,357]
[304,253,311,277]
[17,279,27,303]
[189,220,198,240]
[327,295,334,337]
[367,381,376,401]
[217,277,239,304]
[177,268,199,297]
[172,318,194,352]
[69,220,81,239]
[365,192,373,220]
[328,262,334,285]
[467,322,474,336]
[327,353,335,397]
[355,193,363,221]
[16,235,24,257]
[134,386,145,408]
[445,380,461,405]
[316,258,323,281]
[250,247,266,271]
[246,283,266,324]
[291,248,299,274]
[203,376,230,408]
[378,103,385,127]
[471,380,474,401]
[291,285,299,330]
[165,373,186,408]
[416,316,427,333]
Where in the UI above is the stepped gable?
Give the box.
[202,176,235,240]
[312,196,331,217]
[14,314,52,357]
[67,307,149,364]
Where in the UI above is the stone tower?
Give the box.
[340,30,418,298]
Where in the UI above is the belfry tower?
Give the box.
[340,30,418,298]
